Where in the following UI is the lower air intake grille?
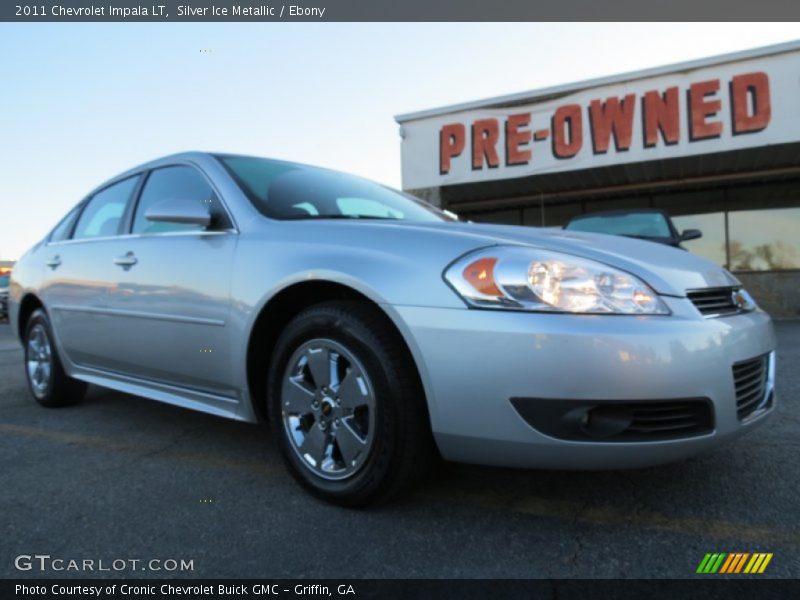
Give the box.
[624,401,713,439]
[509,397,714,442]
[733,354,769,420]
[687,287,739,317]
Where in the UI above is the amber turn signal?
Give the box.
[462,257,502,296]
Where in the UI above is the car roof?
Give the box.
[90,151,343,198]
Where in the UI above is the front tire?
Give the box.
[24,308,87,407]
[267,301,431,507]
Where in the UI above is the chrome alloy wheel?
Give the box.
[281,338,376,480]
[26,323,53,398]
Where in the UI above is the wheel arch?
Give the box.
[244,280,434,432]
[16,293,45,342]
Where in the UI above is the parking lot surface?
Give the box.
[0,321,798,579]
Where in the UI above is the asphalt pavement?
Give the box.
[0,320,798,579]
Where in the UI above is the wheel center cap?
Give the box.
[320,398,334,416]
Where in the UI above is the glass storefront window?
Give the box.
[460,182,800,273]
[471,209,521,225]
[728,207,800,271]
[672,212,727,267]
[537,201,583,228]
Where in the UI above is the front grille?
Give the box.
[733,355,769,420]
[623,401,713,439]
[687,287,740,317]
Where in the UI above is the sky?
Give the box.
[1,23,799,261]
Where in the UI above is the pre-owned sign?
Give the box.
[399,50,800,190]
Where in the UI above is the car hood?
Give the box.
[251,218,739,298]
[436,222,738,295]
[434,223,739,296]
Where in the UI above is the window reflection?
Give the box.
[672,212,726,267]
[728,208,800,271]
[459,187,799,273]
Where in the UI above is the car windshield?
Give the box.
[565,212,672,238]
[216,154,450,222]
[0,274,9,289]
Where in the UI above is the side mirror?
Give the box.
[144,198,211,228]
[680,228,702,242]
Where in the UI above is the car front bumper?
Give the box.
[391,296,777,469]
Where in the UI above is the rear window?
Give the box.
[49,205,82,242]
[216,155,448,222]
[73,176,140,239]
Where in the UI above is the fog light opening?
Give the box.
[576,407,632,438]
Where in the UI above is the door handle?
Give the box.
[46,256,61,269]
[113,251,138,270]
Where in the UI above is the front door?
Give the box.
[101,165,238,397]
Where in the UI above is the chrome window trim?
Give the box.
[45,229,236,247]
[44,159,239,248]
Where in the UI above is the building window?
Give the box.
[471,209,521,225]
[458,180,800,274]
[728,207,800,271]
[537,201,583,228]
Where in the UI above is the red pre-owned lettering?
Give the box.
[439,123,465,174]
[505,113,532,166]
[551,104,583,159]
[688,79,723,141]
[472,118,500,170]
[434,70,772,176]
[731,71,771,135]
[642,86,680,147]
[588,94,636,153]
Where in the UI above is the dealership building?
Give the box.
[396,41,800,318]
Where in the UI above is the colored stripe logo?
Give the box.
[697,553,773,574]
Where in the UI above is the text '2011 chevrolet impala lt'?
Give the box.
[9,152,776,506]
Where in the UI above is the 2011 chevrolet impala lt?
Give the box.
[9,152,777,505]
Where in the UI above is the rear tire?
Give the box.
[267,301,431,507]
[24,308,87,407]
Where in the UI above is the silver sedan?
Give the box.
[9,152,777,505]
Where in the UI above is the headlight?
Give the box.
[444,246,670,315]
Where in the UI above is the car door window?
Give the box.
[132,166,226,234]
[73,176,140,240]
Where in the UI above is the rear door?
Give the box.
[100,164,239,397]
[42,176,142,368]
